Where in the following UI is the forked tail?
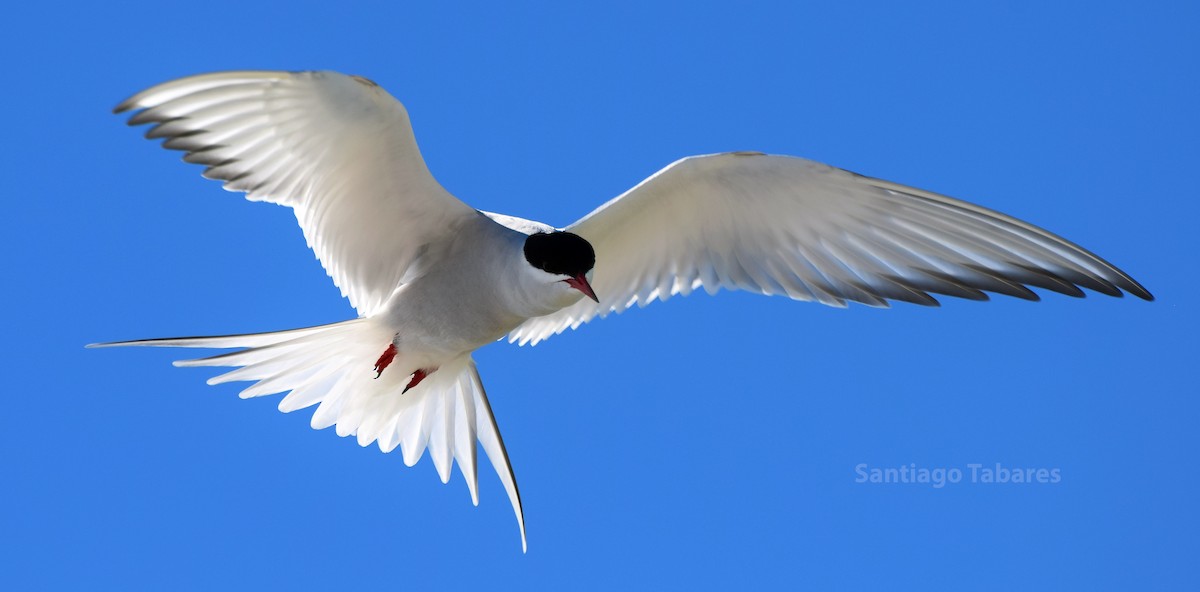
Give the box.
[89,318,527,551]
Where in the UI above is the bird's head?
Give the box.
[522,231,598,304]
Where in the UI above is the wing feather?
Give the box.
[510,152,1151,345]
[116,70,480,316]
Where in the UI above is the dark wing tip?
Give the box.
[85,340,134,349]
[1124,279,1155,301]
[113,96,140,115]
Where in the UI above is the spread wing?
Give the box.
[510,152,1152,345]
[116,70,480,317]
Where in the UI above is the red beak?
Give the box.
[565,273,599,302]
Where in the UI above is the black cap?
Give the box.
[523,231,596,276]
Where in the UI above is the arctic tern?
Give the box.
[93,70,1152,550]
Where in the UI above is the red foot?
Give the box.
[373,344,397,379]
[403,367,437,394]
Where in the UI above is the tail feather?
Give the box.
[87,322,339,349]
[279,368,345,413]
[209,342,349,393]
[89,318,527,551]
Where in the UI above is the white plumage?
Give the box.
[118,71,478,317]
[93,70,1151,551]
[512,152,1149,344]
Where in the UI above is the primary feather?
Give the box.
[510,153,1151,345]
[115,70,479,317]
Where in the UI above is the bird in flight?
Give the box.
[94,70,1152,550]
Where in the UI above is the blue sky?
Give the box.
[4,1,1196,589]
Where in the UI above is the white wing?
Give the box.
[116,70,480,317]
[510,152,1152,345]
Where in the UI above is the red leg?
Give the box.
[403,367,438,394]
[373,344,397,379]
